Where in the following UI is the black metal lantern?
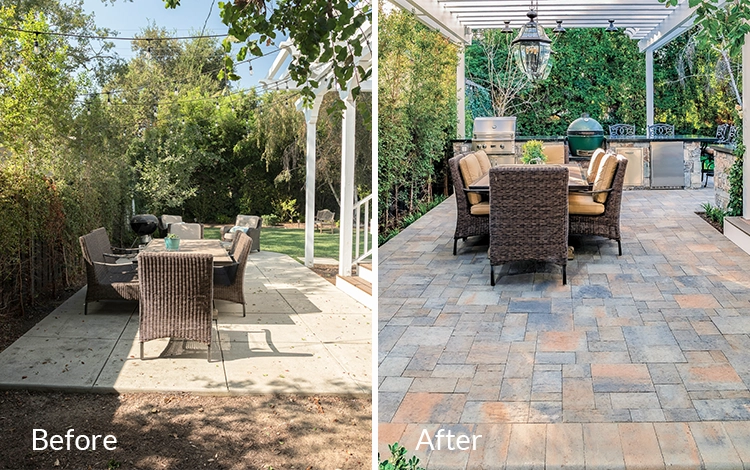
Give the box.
[511,7,552,81]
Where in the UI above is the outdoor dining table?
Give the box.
[467,163,590,193]
[140,239,234,265]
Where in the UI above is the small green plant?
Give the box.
[727,142,744,217]
[379,442,425,470]
[107,459,122,470]
[520,140,547,164]
[701,202,726,225]
[262,214,281,227]
[273,198,299,223]
[166,232,180,239]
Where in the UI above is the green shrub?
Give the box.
[262,214,281,226]
[520,140,547,164]
[701,202,726,225]
[379,443,425,470]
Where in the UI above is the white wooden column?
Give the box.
[743,32,750,218]
[646,49,654,128]
[338,92,356,276]
[303,105,320,267]
[457,47,466,139]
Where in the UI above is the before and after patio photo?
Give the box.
[4,0,750,469]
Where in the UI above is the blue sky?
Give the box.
[81,0,283,90]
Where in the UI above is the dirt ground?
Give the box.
[0,269,371,469]
[0,391,371,469]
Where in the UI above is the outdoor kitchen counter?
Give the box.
[452,136,714,189]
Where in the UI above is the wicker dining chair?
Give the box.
[79,227,140,315]
[169,222,203,239]
[488,165,569,286]
[213,231,252,316]
[569,154,628,255]
[221,215,262,252]
[448,153,490,255]
[138,252,214,361]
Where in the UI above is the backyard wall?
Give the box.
[713,146,737,210]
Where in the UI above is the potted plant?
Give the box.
[520,140,547,164]
[165,232,180,251]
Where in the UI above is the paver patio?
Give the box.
[0,251,371,395]
[379,187,750,468]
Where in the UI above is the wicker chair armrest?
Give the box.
[94,260,135,268]
[220,225,233,237]
[569,188,613,196]
[111,247,139,254]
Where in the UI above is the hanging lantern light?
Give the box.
[510,5,553,81]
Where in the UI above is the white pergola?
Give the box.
[261,23,373,276]
[389,0,750,218]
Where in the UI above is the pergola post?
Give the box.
[338,91,357,276]
[646,49,654,128]
[303,99,322,267]
[457,46,466,139]
[743,32,750,219]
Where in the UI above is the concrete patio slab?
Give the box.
[378,188,750,468]
[0,251,371,396]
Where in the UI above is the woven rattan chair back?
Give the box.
[569,155,628,255]
[169,222,203,239]
[448,153,489,255]
[138,252,214,361]
[214,231,252,316]
[488,165,569,286]
[79,228,139,315]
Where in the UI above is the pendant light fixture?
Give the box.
[511,1,553,81]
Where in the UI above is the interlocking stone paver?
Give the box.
[461,401,530,423]
[690,422,743,469]
[545,423,584,469]
[466,423,511,469]
[379,189,750,469]
[619,423,665,469]
[583,423,625,469]
[591,363,653,392]
[505,424,546,470]
[392,393,466,424]
[654,422,702,470]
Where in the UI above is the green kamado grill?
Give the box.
[567,113,604,158]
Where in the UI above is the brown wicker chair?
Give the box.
[448,153,489,255]
[213,231,252,316]
[221,215,261,252]
[79,228,140,315]
[569,155,628,256]
[138,252,214,361]
[489,165,569,286]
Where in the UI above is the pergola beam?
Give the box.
[388,0,470,44]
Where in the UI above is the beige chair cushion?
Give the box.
[543,143,566,165]
[587,148,607,183]
[470,201,489,216]
[569,193,605,216]
[592,153,618,203]
[459,153,483,205]
[474,149,491,174]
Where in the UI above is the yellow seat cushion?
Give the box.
[543,143,566,164]
[569,193,605,216]
[587,148,607,183]
[459,153,483,205]
[592,153,618,203]
[470,201,489,216]
[474,149,491,174]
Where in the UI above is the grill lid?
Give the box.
[567,113,603,135]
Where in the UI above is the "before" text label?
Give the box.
[33,429,117,451]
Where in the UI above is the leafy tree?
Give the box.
[378,5,457,232]
[153,0,372,109]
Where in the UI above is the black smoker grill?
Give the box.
[130,214,159,245]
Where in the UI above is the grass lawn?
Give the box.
[204,226,342,263]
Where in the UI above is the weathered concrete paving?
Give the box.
[0,251,371,395]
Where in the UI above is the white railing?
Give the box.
[354,194,373,264]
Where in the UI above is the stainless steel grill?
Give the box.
[471,117,516,156]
